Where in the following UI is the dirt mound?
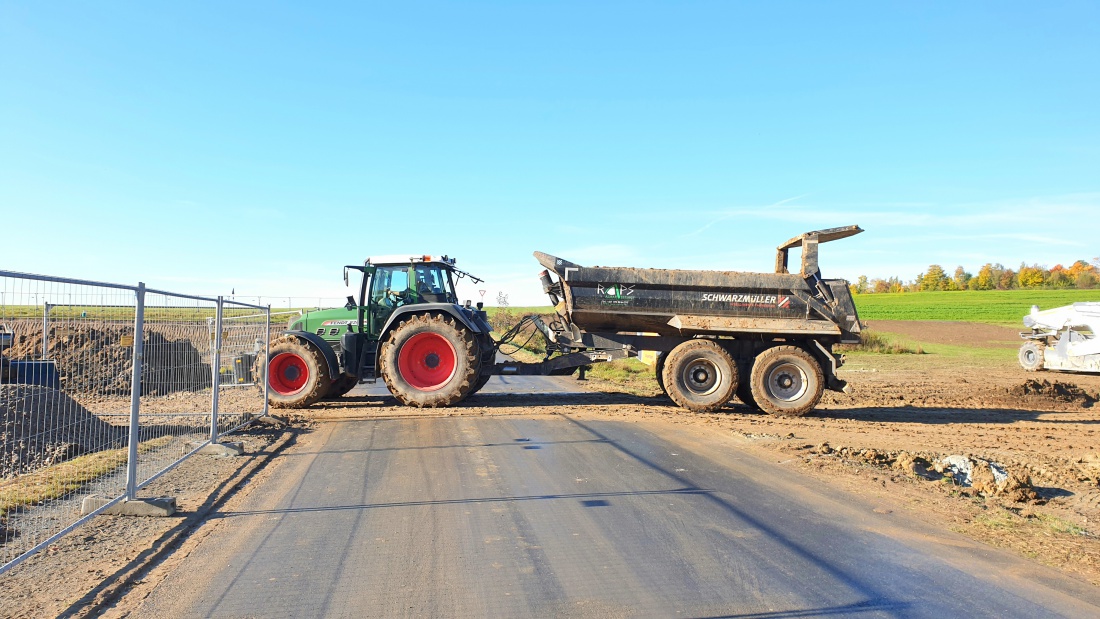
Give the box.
[1010,379,1097,407]
[0,385,126,479]
[808,444,1042,503]
[2,320,212,397]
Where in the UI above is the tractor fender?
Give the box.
[280,330,341,380]
[378,304,486,347]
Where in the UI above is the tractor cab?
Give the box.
[288,255,467,345]
[358,256,462,338]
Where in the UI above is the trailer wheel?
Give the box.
[736,361,760,410]
[662,340,738,412]
[260,335,332,409]
[381,314,479,407]
[749,346,823,417]
[654,352,669,397]
[324,375,359,399]
[1018,341,1045,372]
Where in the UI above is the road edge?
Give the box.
[67,427,299,618]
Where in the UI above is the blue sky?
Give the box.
[2,1,1097,306]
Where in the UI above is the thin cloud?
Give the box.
[679,193,812,238]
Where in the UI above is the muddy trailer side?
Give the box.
[493,226,863,416]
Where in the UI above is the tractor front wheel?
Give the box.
[381,314,479,407]
[260,335,332,408]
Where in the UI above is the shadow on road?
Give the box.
[813,405,1100,425]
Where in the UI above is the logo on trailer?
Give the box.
[596,283,634,298]
[595,283,634,305]
[700,293,793,308]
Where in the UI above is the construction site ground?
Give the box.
[2,319,1099,616]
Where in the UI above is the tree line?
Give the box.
[850,259,1099,294]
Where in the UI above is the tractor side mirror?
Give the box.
[343,267,349,287]
[344,296,356,310]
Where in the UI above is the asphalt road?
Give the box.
[130,377,1100,618]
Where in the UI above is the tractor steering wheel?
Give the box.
[383,288,407,307]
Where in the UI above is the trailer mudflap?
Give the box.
[811,339,850,394]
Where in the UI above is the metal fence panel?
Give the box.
[0,272,269,574]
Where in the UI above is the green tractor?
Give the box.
[262,255,496,408]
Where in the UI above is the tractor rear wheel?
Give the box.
[324,375,359,399]
[1018,341,1045,372]
[468,336,497,396]
[260,335,332,409]
[380,314,479,407]
[749,346,823,417]
[662,340,738,412]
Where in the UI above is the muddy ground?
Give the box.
[2,320,1100,615]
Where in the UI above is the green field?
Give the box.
[853,289,1098,325]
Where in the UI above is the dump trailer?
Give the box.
[1018,302,1100,373]
[260,227,862,417]
[497,225,864,416]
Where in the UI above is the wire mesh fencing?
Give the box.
[0,272,269,575]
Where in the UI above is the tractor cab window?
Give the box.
[413,264,455,303]
[371,266,411,309]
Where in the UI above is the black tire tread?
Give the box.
[736,361,760,409]
[749,345,823,417]
[261,335,332,409]
[661,339,738,413]
[324,375,359,399]
[655,352,669,398]
[1018,341,1045,372]
[468,335,497,396]
[380,314,479,407]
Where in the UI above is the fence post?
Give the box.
[125,283,146,501]
[42,301,50,359]
[210,296,223,443]
[263,305,271,417]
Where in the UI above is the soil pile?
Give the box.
[1010,379,1097,407]
[809,444,1041,503]
[0,385,125,479]
[2,320,212,397]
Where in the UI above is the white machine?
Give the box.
[1019,302,1100,373]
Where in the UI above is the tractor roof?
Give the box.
[365,255,457,267]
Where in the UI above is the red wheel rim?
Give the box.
[269,352,309,395]
[397,332,457,391]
